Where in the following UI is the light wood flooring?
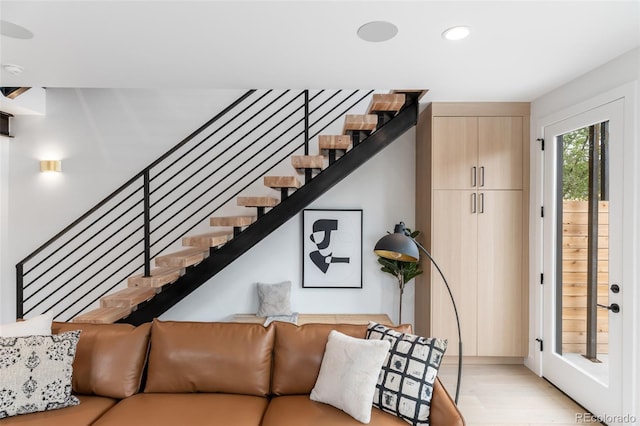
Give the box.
[437,364,602,426]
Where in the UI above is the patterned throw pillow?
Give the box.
[0,331,81,419]
[366,322,447,426]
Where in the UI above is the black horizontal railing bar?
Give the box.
[148,90,371,258]
[148,97,306,224]
[123,97,418,324]
[23,206,145,297]
[23,189,144,285]
[148,89,350,232]
[23,221,145,309]
[149,110,306,243]
[55,238,147,321]
[28,229,146,318]
[149,90,274,189]
[16,90,255,267]
[145,90,257,174]
[149,91,302,209]
[20,181,142,281]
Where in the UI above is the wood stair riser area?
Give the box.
[155,247,209,268]
[264,176,301,200]
[319,135,352,165]
[71,91,420,324]
[128,267,183,289]
[237,196,279,218]
[210,216,255,237]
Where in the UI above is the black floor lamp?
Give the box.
[374,222,462,405]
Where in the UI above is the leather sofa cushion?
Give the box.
[144,320,274,396]
[52,322,151,399]
[261,395,408,426]
[0,395,116,426]
[92,393,268,426]
[271,322,412,395]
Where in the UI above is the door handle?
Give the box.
[597,303,620,313]
[471,167,477,187]
[479,193,484,214]
[480,166,485,187]
[471,193,476,213]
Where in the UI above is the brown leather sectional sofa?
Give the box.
[0,320,465,426]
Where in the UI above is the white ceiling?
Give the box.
[0,1,638,101]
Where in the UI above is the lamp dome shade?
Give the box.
[374,233,419,262]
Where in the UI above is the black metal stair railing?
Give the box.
[122,96,419,325]
[15,89,376,321]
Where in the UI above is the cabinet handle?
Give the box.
[471,167,477,187]
[471,193,476,213]
[480,193,485,213]
[480,166,485,187]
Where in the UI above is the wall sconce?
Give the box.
[40,160,62,173]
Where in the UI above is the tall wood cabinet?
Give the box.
[415,103,529,358]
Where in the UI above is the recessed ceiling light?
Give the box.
[442,26,470,41]
[357,21,398,43]
[2,64,24,75]
[0,20,34,40]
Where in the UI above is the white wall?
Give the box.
[528,47,639,420]
[0,88,416,326]
[0,139,8,323]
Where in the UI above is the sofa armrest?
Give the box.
[430,378,465,426]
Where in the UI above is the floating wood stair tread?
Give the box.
[318,135,351,151]
[210,216,255,227]
[101,287,157,308]
[342,114,377,133]
[72,306,132,324]
[264,176,301,189]
[237,196,279,207]
[182,231,231,248]
[291,155,324,170]
[391,89,429,101]
[155,247,208,268]
[128,267,182,288]
[367,93,406,113]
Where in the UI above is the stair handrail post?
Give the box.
[304,89,309,155]
[16,263,24,319]
[143,169,151,277]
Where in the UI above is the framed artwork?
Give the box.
[302,209,363,288]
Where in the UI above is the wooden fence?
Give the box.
[562,200,609,355]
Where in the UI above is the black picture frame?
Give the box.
[302,209,363,288]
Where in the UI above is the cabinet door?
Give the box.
[432,117,478,190]
[431,190,478,356]
[477,190,525,356]
[478,117,523,190]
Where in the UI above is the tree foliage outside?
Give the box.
[562,127,590,201]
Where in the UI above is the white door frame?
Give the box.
[527,82,638,424]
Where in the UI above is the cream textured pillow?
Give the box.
[310,330,391,424]
[256,281,292,317]
[0,330,81,418]
[0,311,54,337]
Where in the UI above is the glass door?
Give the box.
[542,99,623,420]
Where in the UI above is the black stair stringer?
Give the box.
[121,99,418,325]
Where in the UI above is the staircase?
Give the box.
[16,89,424,325]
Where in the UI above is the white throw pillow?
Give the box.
[0,330,81,418]
[310,330,391,424]
[0,311,54,337]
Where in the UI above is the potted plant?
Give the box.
[376,228,423,324]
